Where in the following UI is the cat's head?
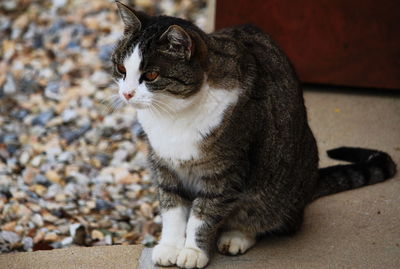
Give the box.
[111,2,208,111]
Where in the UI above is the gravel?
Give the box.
[0,0,207,253]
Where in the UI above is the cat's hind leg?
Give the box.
[217,230,256,255]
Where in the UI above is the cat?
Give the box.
[110,2,397,268]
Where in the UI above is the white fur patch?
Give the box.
[137,83,240,164]
[152,207,189,266]
[118,45,154,108]
[176,247,209,269]
[159,207,188,247]
[184,212,204,250]
[217,230,256,255]
[152,244,181,266]
[176,212,209,268]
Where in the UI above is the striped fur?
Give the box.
[314,147,397,200]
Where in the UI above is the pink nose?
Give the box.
[123,92,134,100]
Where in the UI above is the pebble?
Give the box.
[98,44,114,62]
[61,236,73,246]
[140,203,154,219]
[95,199,114,211]
[94,153,111,167]
[131,121,145,138]
[44,233,59,242]
[1,133,18,144]
[69,172,89,185]
[33,230,45,244]
[141,234,155,247]
[32,110,55,126]
[112,149,129,163]
[2,1,16,11]
[33,174,51,187]
[61,109,77,123]
[44,81,61,101]
[61,124,91,144]
[30,155,43,167]
[32,214,44,227]
[3,74,17,95]
[0,231,20,244]
[52,0,68,11]
[19,151,30,165]
[91,230,104,241]
[104,234,112,245]
[22,237,33,251]
[11,109,29,120]
[2,221,17,231]
[46,146,62,160]
[43,212,59,223]
[19,74,40,94]
[45,170,63,184]
[58,151,74,163]
[31,184,47,196]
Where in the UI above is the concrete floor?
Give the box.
[1,87,399,269]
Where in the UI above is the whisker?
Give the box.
[99,94,120,104]
[152,99,174,120]
[155,98,176,112]
[207,89,220,104]
[149,104,159,119]
[151,102,165,118]
[100,94,126,114]
[112,77,121,85]
[152,98,175,115]
[111,98,125,112]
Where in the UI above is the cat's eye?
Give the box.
[143,71,159,82]
[116,64,126,75]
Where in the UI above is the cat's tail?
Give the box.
[313,147,397,200]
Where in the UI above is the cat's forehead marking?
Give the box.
[124,44,142,77]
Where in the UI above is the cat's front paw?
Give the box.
[176,247,209,269]
[152,243,181,266]
[217,230,256,255]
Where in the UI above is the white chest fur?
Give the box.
[137,84,240,165]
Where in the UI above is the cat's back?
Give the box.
[212,24,273,47]
[211,24,288,63]
[210,24,301,105]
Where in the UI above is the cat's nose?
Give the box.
[123,91,135,100]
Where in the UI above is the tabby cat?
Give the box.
[111,2,397,268]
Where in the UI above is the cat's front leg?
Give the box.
[152,188,190,266]
[176,195,238,269]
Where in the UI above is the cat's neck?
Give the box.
[136,82,240,163]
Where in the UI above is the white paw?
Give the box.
[217,230,256,255]
[176,247,209,269]
[152,243,181,266]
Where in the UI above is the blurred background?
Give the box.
[0,0,208,253]
[216,0,400,89]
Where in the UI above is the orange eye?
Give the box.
[117,64,126,75]
[144,71,159,81]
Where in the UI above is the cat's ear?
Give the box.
[159,25,193,60]
[116,1,148,34]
